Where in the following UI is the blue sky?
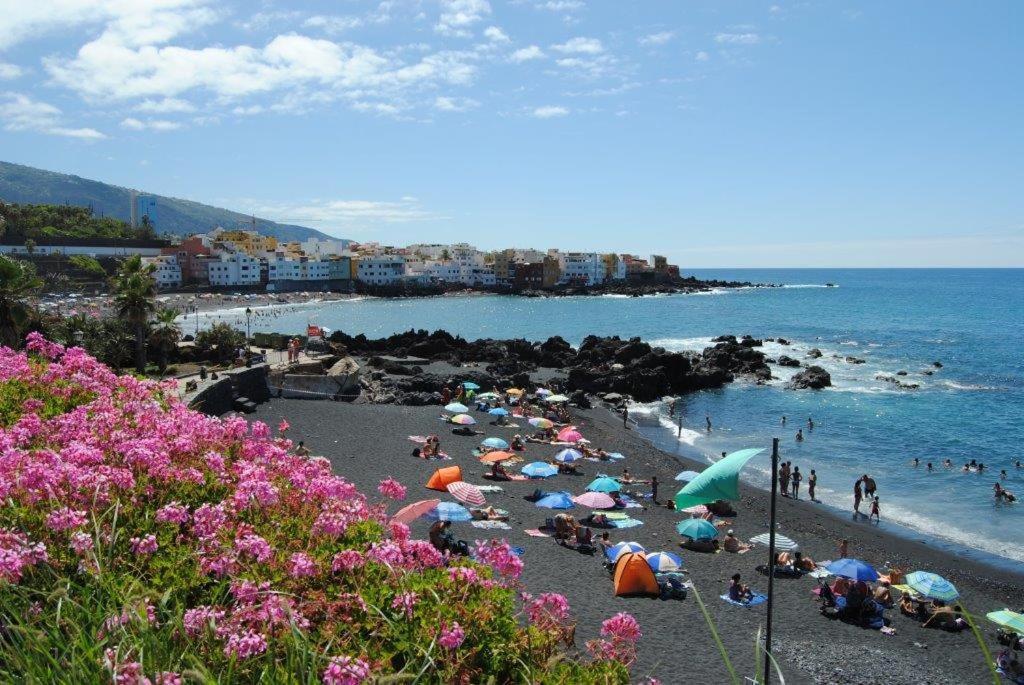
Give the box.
[0,0,1021,267]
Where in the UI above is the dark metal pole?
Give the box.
[764,437,780,683]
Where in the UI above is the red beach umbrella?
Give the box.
[557,428,584,443]
[447,481,486,506]
[391,499,440,524]
[572,491,615,509]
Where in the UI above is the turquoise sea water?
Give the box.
[195,269,1024,568]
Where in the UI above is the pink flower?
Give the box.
[377,478,407,501]
[45,507,88,532]
[600,612,641,643]
[526,593,571,630]
[447,566,478,585]
[322,656,370,685]
[155,502,190,525]
[113,661,147,685]
[289,552,317,578]
[183,606,225,636]
[472,539,523,579]
[277,419,290,432]
[129,534,158,555]
[588,612,642,665]
[70,532,93,555]
[155,673,183,685]
[390,591,418,619]
[438,622,465,649]
[235,534,273,563]
[224,630,268,659]
[331,549,365,573]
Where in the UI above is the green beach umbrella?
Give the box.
[675,518,719,540]
[905,571,960,602]
[674,447,764,510]
[987,610,1024,633]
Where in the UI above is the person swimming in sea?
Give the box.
[912,457,919,467]
[796,429,804,442]
[994,483,1017,503]
[926,462,934,472]
[943,459,953,468]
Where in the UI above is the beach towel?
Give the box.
[604,512,630,520]
[524,529,550,537]
[610,518,643,529]
[720,593,767,608]
[472,520,511,530]
[807,568,832,579]
[476,485,504,492]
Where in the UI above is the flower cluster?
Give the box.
[376,478,407,501]
[472,539,523,580]
[587,612,642,666]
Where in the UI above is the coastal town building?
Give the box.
[207,252,261,286]
[560,252,606,285]
[355,254,406,285]
[142,254,182,289]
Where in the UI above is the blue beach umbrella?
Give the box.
[462,381,481,390]
[605,541,645,562]
[522,462,559,478]
[905,571,960,602]
[825,558,879,582]
[586,476,621,493]
[675,518,719,540]
[445,402,469,413]
[554,448,583,463]
[645,551,683,572]
[535,491,575,509]
[674,470,701,482]
[488,407,509,417]
[481,437,509,450]
[423,502,473,522]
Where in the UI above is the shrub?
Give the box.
[0,334,632,683]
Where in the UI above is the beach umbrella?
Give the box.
[573,491,615,509]
[423,502,473,522]
[462,381,481,390]
[481,437,509,450]
[445,402,469,413]
[450,414,476,426]
[674,470,702,482]
[506,388,524,396]
[535,388,553,397]
[681,504,709,516]
[477,392,501,401]
[488,407,509,417]
[479,450,515,464]
[586,476,621,493]
[447,481,486,506]
[546,394,569,403]
[675,518,719,540]
[905,571,960,602]
[986,610,1024,633]
[529,417,555,429]
[535,491,575,509]
[555,448,583,463]
[645,551,683,572]
[391,499,440,525]
[749,533,799,551]
[674,447,765,510]
[606,541,645,562]
[557,428,584,443]
[825,558,879,582]
[522,462,559,478]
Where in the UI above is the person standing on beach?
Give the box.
[780,461,791,497]
[853,479,863,514]
[808,469,817,501]
[863,474,877,498]
[622,406,630,430]
[650,475,659,505]
[869,496,880,523]
[791,466,802,499]
[838,539,849,558]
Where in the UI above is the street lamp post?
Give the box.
[245,307,252,355]
[763,437,780,683]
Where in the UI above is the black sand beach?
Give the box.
[252,398,1024,684]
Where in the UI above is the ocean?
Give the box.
[194,269,1024,569]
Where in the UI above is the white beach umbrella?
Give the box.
[749,533,799,551]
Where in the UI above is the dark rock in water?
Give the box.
[788,366,831,389]
[711,335,737,344]
[876,374,920,390]
[603,392,624,403]
[845,356,866,365]
[777,355,801,368]
[896,370,908,376]
[807,348,822,359]
[921,370,934,376]
[739,335,763,348]
[776,338,790,345]
[932,361,943,368]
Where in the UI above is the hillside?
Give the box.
[0,160,338,243]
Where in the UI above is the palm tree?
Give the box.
[0,255,43,349]
[112,254,157,373]
[148,308,181,374]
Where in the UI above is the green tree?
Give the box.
[68,254,107,278]
[195,322,245,363]
[148,308,181,374]
[112,254,157,373]
[24,239,36,255]
[0,255,43,348]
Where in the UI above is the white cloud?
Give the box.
[483,26,510,43]
[351,101,402,116]
[434,95,480,111]
[554,54,618,79]
[510,45,545,62]
[134,97,195,113]
[551,37,604,55]
[639,31,675,47]
[695,51,710,62]
[0,91,104,139]
[536,1,584,11]
[231,105,264,115]
[250,197,437,225]
[0,63,23,80]
[120,117,181,131]
[532,105,568,118]
[769,4,782,14]
[303,15,364,34]
[715,32,761,45]
[435,0,491,37]
[239,10,303,32]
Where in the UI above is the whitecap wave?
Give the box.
[940,381,1001,392]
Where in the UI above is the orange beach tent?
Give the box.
[612,552,660,597]
[425,466,463,492]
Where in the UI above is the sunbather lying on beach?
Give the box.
[452,426,484,436]
[921,601,967,631]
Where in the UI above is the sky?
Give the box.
[0,0,1021,267]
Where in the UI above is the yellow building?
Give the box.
[218,230,278,256]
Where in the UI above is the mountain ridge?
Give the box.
[0,160,339,243]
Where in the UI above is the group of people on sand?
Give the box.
[778,461,818,501]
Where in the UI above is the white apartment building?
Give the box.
[356,255,407,285]
[142,254,182,289]
[267,258,332,282]
[207,252,261,286]
[301,238,347,257]
[407,243,449,260]
[560,252,606,285]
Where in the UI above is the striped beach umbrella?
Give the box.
[522,462,559,478]
[905,571,960,602]
[477,392,501,401]
[749,533,799,552]
[645,551,683,572]
[554,448,583,463]
[391,499,440,525]
[606,541,645,562]
[987,610,1024,633]
[445,402,469,413]
[450,414,476,426]
[528,417,554,429]
[447,481,486,506]
[423,502,473,522]
[481,437,509,450]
